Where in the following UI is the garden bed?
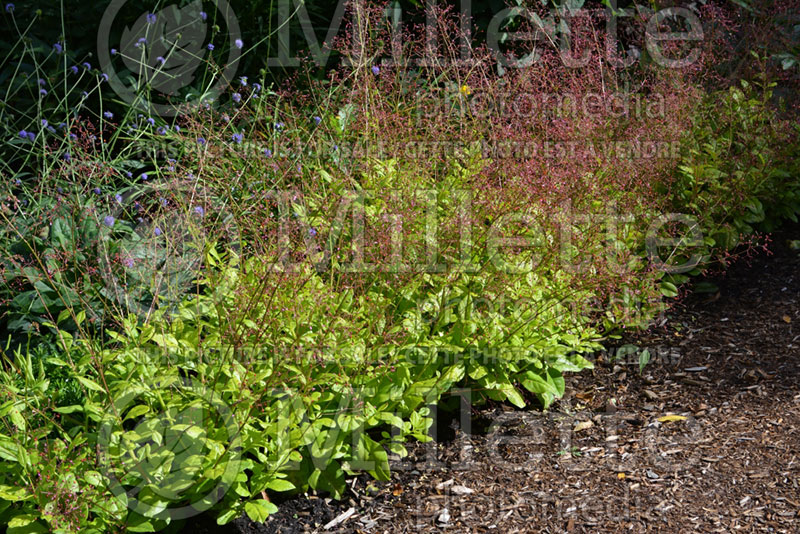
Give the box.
[187,223,800,533]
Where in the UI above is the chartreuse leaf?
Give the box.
[244,499,278,523]
[7,514,49,534]
[308,461,345,499]
[265,479,295,492]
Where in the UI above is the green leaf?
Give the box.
[638,349,651,374]
[0,485,29,501]
[7,514,48,534]
[125,511,157,532]
[308,461,345,499]
[355,434,390,481]
[660,282,679,298]
[216,507,240,525]
[124,405,150,421]
[693,281,718,294]
[244,499,278,523]
[84,471,103,486]
[265,479,296,492]
[76,376,105,393]
[521,371,557,396]
[503,386,526,408]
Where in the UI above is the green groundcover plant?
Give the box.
[0,1,799,532]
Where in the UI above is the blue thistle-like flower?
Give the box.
[371,65,380,75]
[232,92,241,103]
[207,43,214,51]
[110,48,116,55]
[4,4,13,13]
[154,227,162,236]
[197,137,206,145]
[39,89,47,96]
[140,173,148,181]
[82,62,91,70]
[239,76,247,86]
[193,206,204,217]
[146,13,156,24]
[93,187,102,195]
[70,65,78,74]
[263,148,272,157]
[62,152,71,162]
[313,116,321,125]
[103,111,113,119]
[253,83,262,93]
[18,130,27,139]
[53,42,63,54]
[146,117,155,126]
[103,215,115,227]
[27,132,35,142]
[101,73,109,82]
[156,56,165,65]
[200,11,207,21]
[38,78,45,86]
[235,39,243,49]
[231,132,243,144]
[157,126,167,135]
[115,193,123,203]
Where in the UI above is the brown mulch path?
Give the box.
[189,224,800,534]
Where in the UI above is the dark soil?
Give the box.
[183,223,800,534]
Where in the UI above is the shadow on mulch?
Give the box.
[179,222,800,534]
